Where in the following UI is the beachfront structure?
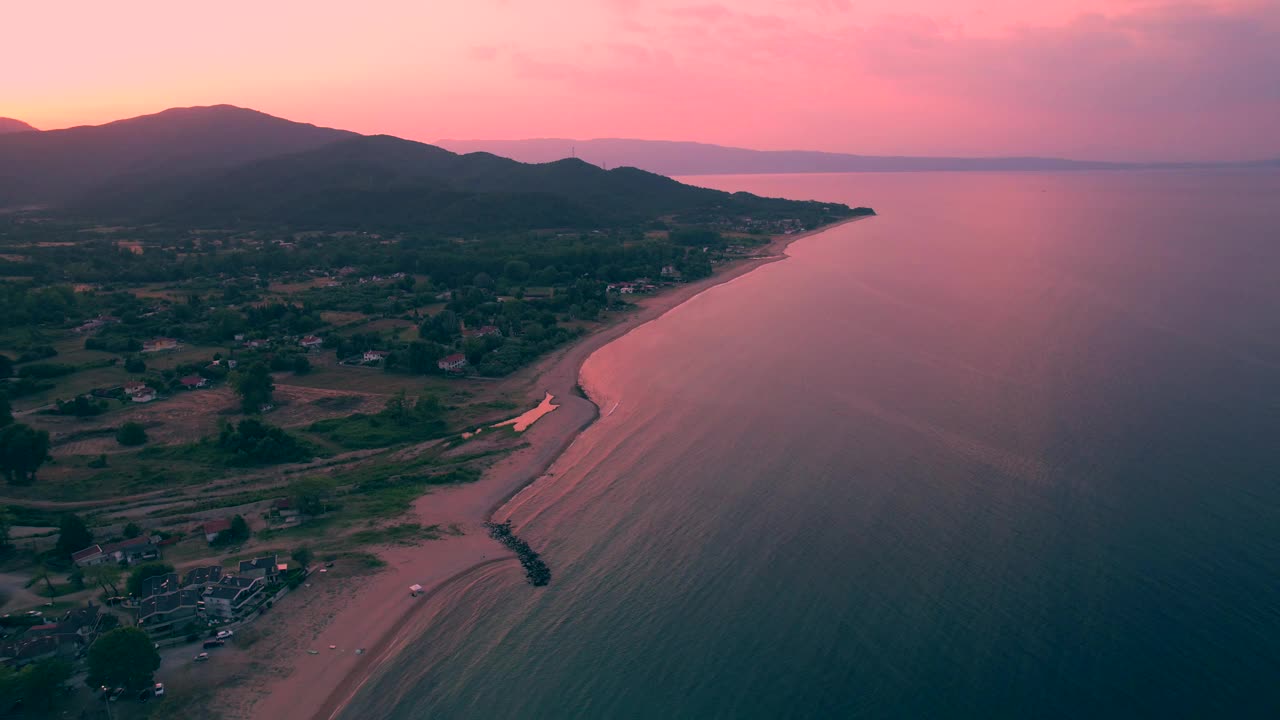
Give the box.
[183,565,224,589]
[238,555,279,580]
[202,576,265,620]
[137,590,202,634]
[438,353,468,372]
[138,573,180,601]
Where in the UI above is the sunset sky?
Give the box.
[5,0,1278,161]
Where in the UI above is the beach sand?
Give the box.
[223,219,865,720]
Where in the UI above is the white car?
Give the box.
[216,629,234,639]
[154,682,165,697]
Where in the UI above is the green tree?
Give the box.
[291,355,311,375]
[55,513,93,557]
[0,353,12,379]
[124,356,146,373]
[1,657,72,710]
[0,507,13,552]
[123,522,142,539]
[126,562,175,596]
[0,394,11,428]
[0,423,51,484]
[231,363,274,414]
[116,421,148,446]
[503,260,530,283]
[84,563,121,597]
[291,546,314,570]
[87,627,160,691]
[290,477,335,517]
[225,515,250,544]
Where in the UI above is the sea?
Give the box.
[339,171,1280,719]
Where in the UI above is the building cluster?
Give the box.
[135,555,285,636]
[0,605,111,669]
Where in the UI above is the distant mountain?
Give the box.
[435,138,1230,176]
[98,134,864,233]
[0,118,37,134]
[0,105,354,207]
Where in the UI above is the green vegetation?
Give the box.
[216,418,312,465]
[0,422,50,484]
[116,421,148,446]
[55,513,93,558]
[0,658,73,712]
[87,627,161,691]
[308,391,448,449]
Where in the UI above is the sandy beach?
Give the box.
[224,218,864,720]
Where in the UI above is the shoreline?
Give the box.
[237,215,868,720]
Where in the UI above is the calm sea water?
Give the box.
[342,171,1280,719]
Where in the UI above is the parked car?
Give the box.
[137,688,152,702]
[216,629,234,639]
[108,687,125,701]
[154,682,166,697]
[203,639,225,649]
[193,652,209,662]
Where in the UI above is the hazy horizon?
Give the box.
[5,0,1278,163]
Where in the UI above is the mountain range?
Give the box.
[0,118,38,134]
[437,138,1280,176]
[0,106,863,232]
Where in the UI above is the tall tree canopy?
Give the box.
[55,513,93,557]
[87,627,160,690]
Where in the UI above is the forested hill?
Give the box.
[76,133,869,233]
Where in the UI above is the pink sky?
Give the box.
[4,0,1278,161]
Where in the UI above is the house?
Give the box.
[202,518,232,543]
[101,537,160,565]
[131,389,157,403]
[202,576,265,620]
[58,604,103,642]
[142,337,180,353]
[72,545,109,567]
[661,265,683,280]
[300,335,323,350]
[271,498,300,520]
[123,381,148,396]
[362,350,388,363]
[438,353,468,373]
[179,375,208,390]
[182,565,224,589]
[138,573,180,601]
[0,636,62,668]
[137,589,202,634]
[237,555,279,580]
[245,339,270,350]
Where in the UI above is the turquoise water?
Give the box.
[341,171,1280,719]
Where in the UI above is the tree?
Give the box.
[116,422,148,446]
[87,627,160,691]
[291,546,314,570]
[231,363,274,413]
[291,355,311,375]
[225,515,250,544]
[84,563,121,597]
[290,477,335,517]
[1,657,72,710]
[124,356,146,373]
[0,507,12,552]
[0,353,12,379]
[0,423,51,484]
[503,260,530,283]
[123,522,142,539]
[126,562,175,597]
[0,394,11,428]
[55,513,92,558]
